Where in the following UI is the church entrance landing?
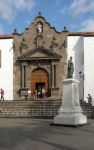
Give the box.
[31,68,49,98]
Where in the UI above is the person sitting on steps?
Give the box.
[87,94,92,104]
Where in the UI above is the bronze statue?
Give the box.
[67,56,74,78]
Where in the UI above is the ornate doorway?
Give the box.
[31,68,49,98]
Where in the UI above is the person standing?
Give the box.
[42,88,45,98]
[28,89,31,100]
[0,88,4,101]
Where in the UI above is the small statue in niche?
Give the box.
[22,37,27,45]
[67,56,74,78]
[37,22,42,33]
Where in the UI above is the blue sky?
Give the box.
[0,0,94,34]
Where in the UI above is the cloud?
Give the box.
[60,6,67,14]
[70,24,78,31]
[80,19,94,31]
[26,20,31,25]
[0,0,35,22]
[70,0,94,16]
[0,24,4,34]
[60,0,94,17]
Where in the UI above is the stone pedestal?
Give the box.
[20,88,29,97]
[54,78,87,125]
[51,87,59,97]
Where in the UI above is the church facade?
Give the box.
[13,13,68,100]
[0,13,94,105]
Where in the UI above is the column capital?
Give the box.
[21,61,28,66]
[52,62,58,66]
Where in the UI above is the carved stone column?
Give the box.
[55,64,58,87]
[51,63,59,98]
[25,66,28,88]
[52,64,54,88]
[22,65,24,88]
[20,63,29,98]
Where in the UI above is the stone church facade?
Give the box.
[13,13,68,100]
[1,13,94,104]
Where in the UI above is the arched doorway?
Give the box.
[31,68,49,98]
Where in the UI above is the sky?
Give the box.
[0,0,94,34]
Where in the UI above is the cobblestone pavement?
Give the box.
[0,119,94,150]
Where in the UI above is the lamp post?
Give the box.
[79,71,84,80]
[79,71,84,101]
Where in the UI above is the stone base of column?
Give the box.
[54,113,87,126]
[54,78,87,126]
[51,87,59,98]
[20,88,29,98]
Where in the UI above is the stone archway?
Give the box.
[31,68,49,97]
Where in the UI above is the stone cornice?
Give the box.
[18,47,62,61]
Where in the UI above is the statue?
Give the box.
[37,22,42,33]
[67,56,74,78]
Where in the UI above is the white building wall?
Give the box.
[84,37,94,105]
[0,39,13,100]
[68,36,84,100]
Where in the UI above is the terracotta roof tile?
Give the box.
[68,32,94,36]
[0,34,13,38]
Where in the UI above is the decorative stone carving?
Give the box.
[34,34,43,48]
[37,22,42,34]
[20,37,28,54]
[13,29,18,34]
[59,40,67,50]
[52,36,58,46]
[38,12,42,16]
[50,36,58,51]
[21,37,28,47]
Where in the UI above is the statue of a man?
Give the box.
[67,56,74,78]
[37,23,42,33]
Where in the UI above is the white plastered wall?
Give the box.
[84,37,94,105]
[68,36,84,100]
[0,39,13,100]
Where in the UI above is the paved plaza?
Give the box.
[0,118,94,150]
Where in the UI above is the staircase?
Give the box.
[0,99,94,118]
[80,100,94,118]
[0,99,61,118]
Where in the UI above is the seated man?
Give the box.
[87,94,92,104]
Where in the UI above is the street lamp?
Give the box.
[79,71,84,80]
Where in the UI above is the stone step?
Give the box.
[0,99,94,118]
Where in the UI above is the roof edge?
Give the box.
[0,34,13,39]
[68,32,94,36]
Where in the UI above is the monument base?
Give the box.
[54,78,87,126]
[54,113,87,125]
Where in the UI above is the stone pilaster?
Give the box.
[55,64,58,87]
[25,66,28,88]
[52,64,54,88]
[51,63,59,98]
[22,65,24,88]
